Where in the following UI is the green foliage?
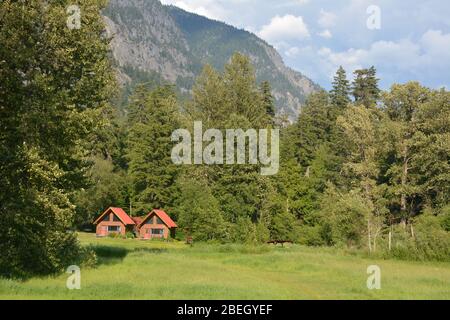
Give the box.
[330,66,350,109]
[260,80,276,119]
[183,53,277,242]
[385,214,450,262]
[231,217,258,244]
[352,66,381,107]
[73,156,127,226]
[319,186,370,247]
[269,210,299,242]
[440,205,450,232]
[0,0,114,277]
[175,175,226,242]
[126,85,181,215]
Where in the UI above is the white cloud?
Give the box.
[160,0,228,21]
[318,29,333,39]
[309,29,450,86]
[285,47,301,57]
[162,0,450,89]
[318,9,337,28]
[258,15,310,43]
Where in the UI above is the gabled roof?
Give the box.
[93,207,135,226]
[131,217,143,226]
[138,209,178,229]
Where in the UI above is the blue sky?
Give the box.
[160,0,450,90]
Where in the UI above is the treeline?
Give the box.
[1,1,448,278]
[77,54,449,262]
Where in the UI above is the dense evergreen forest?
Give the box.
[0,1,449,277]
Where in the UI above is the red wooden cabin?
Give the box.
[137,209,178,240]
[93,207,136,237]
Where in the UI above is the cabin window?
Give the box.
[146,217,155,225]
[151,229,164,235]
[156,217,164,225]
[102,214,111,222]
[108,226,121,232]
[112,215,120,222]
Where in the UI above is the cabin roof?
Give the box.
[93,207,135,226]
[131,216,144,225]
[139,209,178,229]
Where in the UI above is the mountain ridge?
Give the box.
[103,0,321,118]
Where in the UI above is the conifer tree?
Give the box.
[260,80,276,119]
[352,66,381,107]
[330,66,350,109]
[126,85,181,215]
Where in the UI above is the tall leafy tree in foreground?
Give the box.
[413,89,450,209]
[381,82,430,226]
[0,0,114,276]
[336,105,388,251]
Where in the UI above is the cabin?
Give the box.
[93,207,136,237]
[137,209,178,240]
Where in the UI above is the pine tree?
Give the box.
[223,53,268,127]
[126,85,181,215]
[330,66,350,109]
[352,66,381,108]
[260,80,276,119]
[291,91,332,167]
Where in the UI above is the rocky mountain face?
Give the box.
[103,0,320,118]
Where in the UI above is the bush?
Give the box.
[439,205,450,232]
[125,232,136,239]
[107,233,121,239]
[297,225,326,246]
[383,213,450,262]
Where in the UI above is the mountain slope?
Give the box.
[103,0,320,118]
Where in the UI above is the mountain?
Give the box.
[103,0,320,118]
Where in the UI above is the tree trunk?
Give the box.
[367,219,372,253]
[400,153,409,229]
[388,230,392,252]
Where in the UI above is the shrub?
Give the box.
[107,233,121,239]
[439,205,450,232]
[383,213,450,262]
[125,232,136,239]
[297,225,326,246]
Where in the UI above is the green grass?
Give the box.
[1,233,449,300]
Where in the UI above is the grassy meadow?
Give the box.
[0,232,449,300]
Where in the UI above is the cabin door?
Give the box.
[100,226,107,237]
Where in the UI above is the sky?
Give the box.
[160,0,450,90]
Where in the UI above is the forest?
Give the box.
[0,0,449,278]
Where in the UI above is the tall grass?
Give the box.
[0,233,449,300]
